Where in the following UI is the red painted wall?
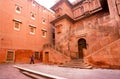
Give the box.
[0,0,54,63]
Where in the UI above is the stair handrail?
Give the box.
[43,43,69,57]
[84,38,120,59]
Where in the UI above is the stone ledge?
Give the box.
[13,65,67,79]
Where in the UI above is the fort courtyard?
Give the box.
[0,0,120,79]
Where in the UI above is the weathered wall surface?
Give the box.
[43,47,70,65]
[0,48,41,64]
[51,0,120,68]
[85,39,120,68]
[0,0,54,63]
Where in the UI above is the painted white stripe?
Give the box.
[13,65,67,79]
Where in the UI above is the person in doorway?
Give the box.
[30,55,34,64]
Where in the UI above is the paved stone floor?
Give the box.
[16,63,120,79]
[0,64,31,79]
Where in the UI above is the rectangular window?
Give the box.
[13,19,22,31]
[34,52,40,60]
[15,22,20,29]
[29,25,36,34]
[42,29,47,37]
[43,31,46,37]
[56,24,62,34]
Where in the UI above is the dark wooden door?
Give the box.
[6,51,14,62]
[45,52,49,63]
[78,38,87,59]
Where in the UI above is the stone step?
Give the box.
[21,71,47,79]
[61,65,93,69]
[60,64,92,69]
[67,62,84,64]
[59,59,93,69]
[63,62,84,66]
[13,65,67,79]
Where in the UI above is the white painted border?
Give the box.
[13,65,67,79]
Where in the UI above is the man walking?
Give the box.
[30,55,34,64]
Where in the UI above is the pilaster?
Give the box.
[107,0,120,36]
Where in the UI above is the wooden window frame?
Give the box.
[13,19,22,31]
[29,25,36,35]
[41,29,47,37]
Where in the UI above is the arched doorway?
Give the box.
[78,38,87,59]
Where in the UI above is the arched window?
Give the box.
[31,12,35,20]
[15,5,21,13]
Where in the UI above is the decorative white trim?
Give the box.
[29,25,36,35]
[29,24,36,27]
[16,10,21,14]
[13,65,67,79]
[31,17,35,20]
[42,34,46,37]
[13,19,22,23]
[41,29,47,31]
[13,21,21,31]
[42,29,47,37]
[14,27,20,31]
[30,32,35,35]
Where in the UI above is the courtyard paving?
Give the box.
[0,64,31,79]
[15,63,120,79]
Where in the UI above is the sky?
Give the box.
[35,0,75,9]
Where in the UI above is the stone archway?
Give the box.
[78,38,87,59]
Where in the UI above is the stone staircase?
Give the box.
[59,59,92,69]
[14,65,66,79]
[43,44,71,65]
[84,38,120,69]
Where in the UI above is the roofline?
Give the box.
[50,14,74,25]
[32,0,53,13]
[50,6,103,25]
[50,0,72,11]
[72,0,85,8]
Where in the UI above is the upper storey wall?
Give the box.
[73,0,102,20]
[52,0,73,18]
[51,0,104,21]
[0,0,54,50]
